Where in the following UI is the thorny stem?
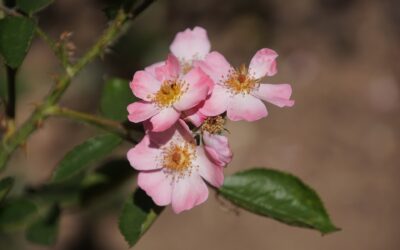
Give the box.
[0,0,156,170]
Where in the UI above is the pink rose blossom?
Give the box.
[127,120,224,213]
[128,54,212,132]
[170,26,211,67]
[145,26,211,77]
[139,27,213,128]
[195,48,295,121]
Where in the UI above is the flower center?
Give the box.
[153,80,186,107]
[201,116,225,134]
[224,64,260,94]
[163,142,195,173]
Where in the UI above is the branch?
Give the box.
[45,106,134,142]
[0,1,155,171]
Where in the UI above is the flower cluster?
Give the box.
[127,27,294,213]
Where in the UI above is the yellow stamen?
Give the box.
[152,79,186,107]
[163,142,195,173]
[201,116,225,134]
[224,64,260,94]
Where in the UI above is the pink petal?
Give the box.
[203,132,233,167]
[173,68,210,111]
[183,105,206,127]
[177,119,196,143]
[171,172,208,213]
[127,101,159,123]
[194,51,232,83]
[195,146,224,187]
[248,48,278,79]
[145,61,165,79]
[127,135,162,171]
[130,71,161,101]
[147,119,193,146]
[170,26,211,61]
[199,85,229,116]
[146,122,176,146]
[149,107,180,132]
[138,170,172,206]
[252,83,294,107]
[155,54,180,81]
[227,94,268,121]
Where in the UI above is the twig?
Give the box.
[45,106,134,142]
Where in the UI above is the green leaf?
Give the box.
[0,198,37,229]
[16,0,54,14]
[26,205,60,246]
[119,189,163,247]
[0,177,14,203]
[219,168,339,234]
[100,78,136,121]
[52,134,122,183]
[0,16,35,68]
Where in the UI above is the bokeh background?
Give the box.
[1,0,400,249]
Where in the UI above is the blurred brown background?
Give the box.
[1,0,400,249]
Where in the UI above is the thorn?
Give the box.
[60,31,73,41]
[66,42,76,57]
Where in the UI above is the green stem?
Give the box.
[46,106,130,141]
[0,0,155,170]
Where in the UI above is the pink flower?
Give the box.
[127,121,224,213]
[128,54,212,132]
[145,26,211,77]
[181,102,207,127]
[170,26,211,68]
[200,116,233,167]
[195,48,295,121]
[137,27,213,129]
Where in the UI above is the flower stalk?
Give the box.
[45,106,130,142]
